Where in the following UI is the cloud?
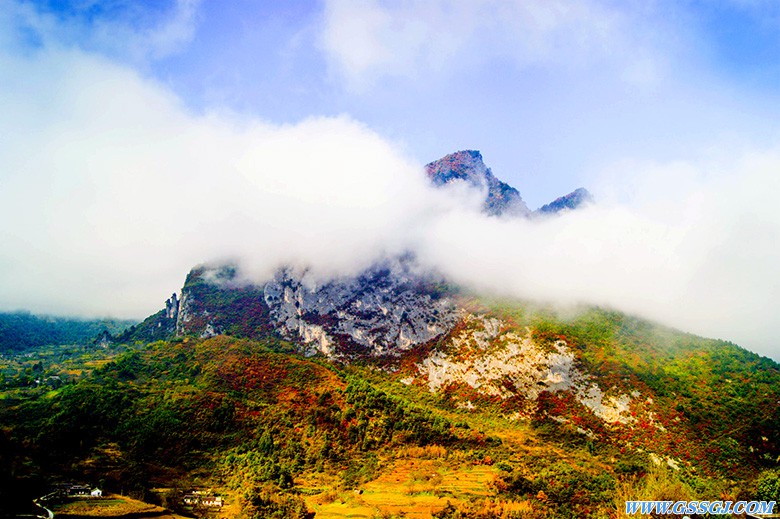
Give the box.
[1,1,779,361]
[416,154,780,357]
[319,0,672,91]
[1,0,199,63]
[0,40,454,317]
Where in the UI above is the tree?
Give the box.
[757,470,780,502]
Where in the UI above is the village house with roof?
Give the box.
[182,490,223,508]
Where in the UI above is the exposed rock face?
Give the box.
[425,150,530,217]
[95,329,113,348]
[175,265,273,339]
[119,296,179,343]
[171,259,636,427]
[535,187,594,215]
[412,314,635,425]
[263,258,460,358]
[173,258,460,359]
[165,293,179,320]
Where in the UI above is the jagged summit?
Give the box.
[426,150,593,217]
[535,187,594,215]
[425,150,487,185]
[425,150,531,217]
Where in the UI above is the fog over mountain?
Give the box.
[0,1,779,360]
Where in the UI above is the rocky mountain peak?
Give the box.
[425,150,531,217]
[425,150,488,186]
[535,187,594,215]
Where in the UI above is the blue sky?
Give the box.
[1,0,780,358]
[169,1,777,205]
[18,0,780,206]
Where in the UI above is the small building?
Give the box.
[201,496,223,507]
[182,492,223,508]
[68,485,91,496]
[91,488,102,498]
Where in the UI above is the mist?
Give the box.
[0,16,779,361]
[417,157,780,357]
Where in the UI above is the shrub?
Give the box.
[757,470,780,502]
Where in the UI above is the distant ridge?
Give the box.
[0,312,135,352]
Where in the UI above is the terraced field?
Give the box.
[305,459,499,518]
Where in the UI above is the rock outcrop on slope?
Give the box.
[262,258,460,358]
[171,257,460,360]
[412,314,634,425]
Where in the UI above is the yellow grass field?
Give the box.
[304,459,499,518]
[51,494,189,519]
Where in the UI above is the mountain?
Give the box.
[425,150,592,216]
[3,151,779,518]
[426,150,530,217]
[19,250,778,517]
[127,151,595,360]
[119,150,778,478]
[138,255,780,461]
[536,187,594,215]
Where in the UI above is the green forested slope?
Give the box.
[0,312,135,352]
[2,301,779,518]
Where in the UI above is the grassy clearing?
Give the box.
[51,495,164,516]
[304,458,499,518]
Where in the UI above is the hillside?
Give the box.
[136,256,780,479]
[0,312,135,353]
[2,151,779,518]
[4,265,778,518]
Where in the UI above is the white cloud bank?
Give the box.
[0,43,447,316]
[417,155,780,357]
[0,2,778,360]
